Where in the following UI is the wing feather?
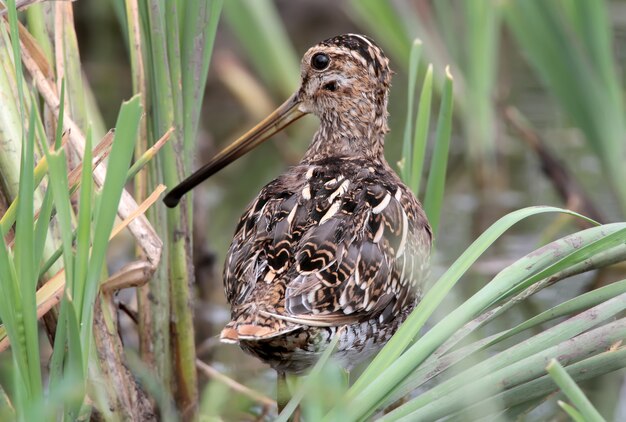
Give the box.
[223,159,431,329]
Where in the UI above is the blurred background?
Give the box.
[72,0,626,417]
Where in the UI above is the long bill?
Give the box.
[163,94,306,208]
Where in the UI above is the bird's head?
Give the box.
[296,34,392,124]
[163,34,392,208]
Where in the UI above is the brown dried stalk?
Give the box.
[196,359,276,409]
[505,106,603,225]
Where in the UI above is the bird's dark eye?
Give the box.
[323,81,337,92]
[311,53,330,70]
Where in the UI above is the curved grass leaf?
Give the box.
[383,300,626,420]
[445,346,626,420]
[380,275,626,409]
[358,221,625,419]
[345,206,594,404]
[483,278,626,349]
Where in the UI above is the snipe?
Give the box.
[164,32,431,389]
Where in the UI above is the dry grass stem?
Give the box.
[505,106,603,224]
[195,359,276,409]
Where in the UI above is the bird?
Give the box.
[164,33,432,402]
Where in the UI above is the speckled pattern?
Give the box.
[219,34,432,374]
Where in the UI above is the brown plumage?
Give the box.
[217,34,432,373]
[163,33,432,375]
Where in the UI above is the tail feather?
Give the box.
[221,281,301,343]
[219,325,240,344]
[219,312,301,343]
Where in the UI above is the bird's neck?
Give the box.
[302,108,388,163]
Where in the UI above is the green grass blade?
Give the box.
[400,39,422,180]
[0,21,24,203]
[38,84,81,414]
[0,219,23,400]
[25,4,53,63]
[447,346,626,420]
[73,128,93,315]
[383,297,626,420]
[41,124,75,294]
[38,80,74,287]
[487,226,626,308]
[380,262,626,409]
[39,130,165,279]
[482,278,626,349]
[423,66,454,237]
[408,64,433,195]
[0,85,62,239]
[30,92,57,271]
[33,185,54,269]
[164,0,183,139]
[180,0,223,170]
[14,102,41,401]
[145,0,199,409]
[63,294,85,420]
[142,1,175,390]
[56,4,89,132]
[146,0,175,138]
[558,400,586,422]
[547,359,606,422]
[109,0,128,45]
[81,95,141,354]
[464,0,500,162]
[54,80,66,149]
